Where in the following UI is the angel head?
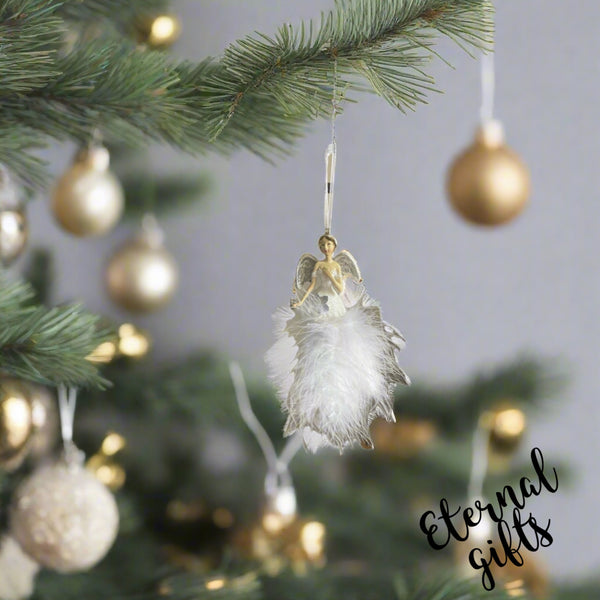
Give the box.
[318,234,337,258]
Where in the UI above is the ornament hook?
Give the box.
[324,53,339,236]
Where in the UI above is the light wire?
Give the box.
[228,362,301,498]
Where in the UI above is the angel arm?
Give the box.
[292,254,318,308]
[293,273,317,308]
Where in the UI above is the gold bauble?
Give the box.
[453,498,549,599]
[0,379,34,471]
[372,417,437,458]
[118,323,151,359]
[87,454,126,492]
[52,145,124,236]
[105,229,178,313]
[137,14,181,48]
[0,209,27,266]
[87,325,151,363]
[86,340,119,364]
[501,556,550,599]
[480,403,527,467]
[235,516,326,576]
[86,432,127,491]
[447,121,530,226]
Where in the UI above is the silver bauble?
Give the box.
[0,535,39,600]
[51,145,124,237]
[10,456,119,573]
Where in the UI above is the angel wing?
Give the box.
[293,253,318,295]
[335,250,362,283]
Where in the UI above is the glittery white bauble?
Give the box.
[10,459,119,573]
[0,535,39,600]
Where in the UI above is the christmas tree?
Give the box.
[0,1,597,599]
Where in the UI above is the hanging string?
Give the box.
[324,54,338,235]
[479,50,495,124]
[467,415,492,500]
[141,212,164,247]
[479,1,495,123]
[228,362,301,500]
[57,384,78,453]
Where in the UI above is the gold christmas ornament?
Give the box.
[235,515,326,576]
[446,120,530,226]
[480,403,527,473]
[105,216,178,313]
[52,144,124,236]
[87,454,126,492]
[453,497,549,599]
[501,556,550,599]
[118,323,151,358]
[0,379,35,471]
[86,340,118,364]
[87,324,151,364]
[137,14,181,48]
[372,417,437,458]
[87,432,127,491]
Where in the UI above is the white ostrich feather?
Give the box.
[266,286,409,452]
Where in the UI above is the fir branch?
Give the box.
[0,125,49,190]
[204,0,494,140]
[120,173,212,218]
[0,275,111,388]
[59,0,170,25]
[0,0,492,187]
[1,36,197,147]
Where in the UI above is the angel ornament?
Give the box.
[266,233,410,452]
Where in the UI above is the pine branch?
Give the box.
[120,173,212,218]
[0,0,492,187]
[0,275,111,388]
[202,0,494,140]
[59,0,171,25]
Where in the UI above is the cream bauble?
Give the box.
[10,455,119,573]
[447,120,530,226]
[0,535,39,600]
[105,220,178,313]
[52,145,124,236]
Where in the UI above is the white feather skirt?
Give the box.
[266,290,409,452]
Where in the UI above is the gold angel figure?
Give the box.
[266,234,410,452]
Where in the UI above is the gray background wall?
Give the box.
[23,1,598,579]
